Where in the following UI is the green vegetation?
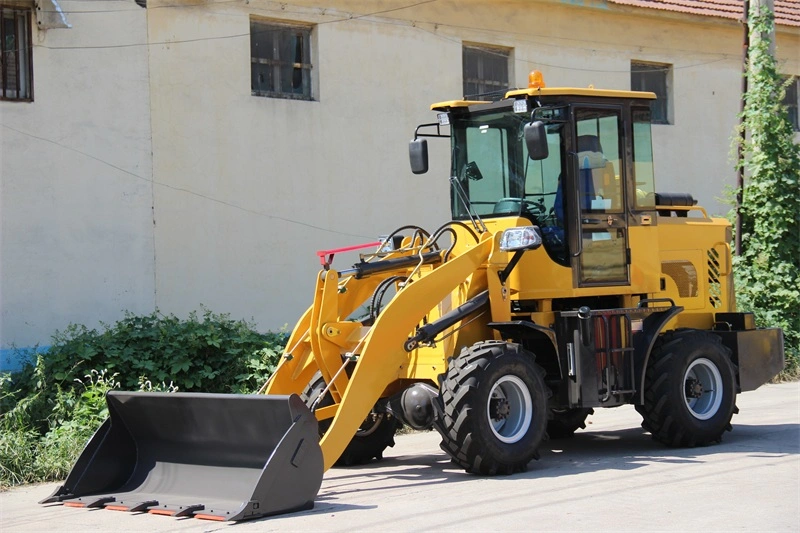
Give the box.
[0,309,286,489]
[733,6,800,378]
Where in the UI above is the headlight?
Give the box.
[500,226,542,251]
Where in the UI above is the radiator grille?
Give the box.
[707,248,722,308]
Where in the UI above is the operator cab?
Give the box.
[410,72,659,288]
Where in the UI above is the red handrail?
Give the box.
[316,241,383,268]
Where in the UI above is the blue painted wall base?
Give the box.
[0,347,50,374]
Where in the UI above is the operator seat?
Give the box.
[546,135,608,266]
[553,134,603,222]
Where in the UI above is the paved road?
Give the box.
[3,382,798,532]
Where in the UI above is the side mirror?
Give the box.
[524,121,549,160]
[409,138,429,175]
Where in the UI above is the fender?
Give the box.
[633,305,684,404]
[489,321,561,378]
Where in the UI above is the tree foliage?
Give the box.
[734,6,800,376]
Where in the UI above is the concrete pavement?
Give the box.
[2,382,798,532]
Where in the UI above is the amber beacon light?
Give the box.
[528,70,546,89]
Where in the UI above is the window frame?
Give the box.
[631,61,672,125]
[462,43,512,101]
[782,75,799,132]
[572,106,630,286]
[250,18,313,101]
[1,5,33,102]
[631,106,657,210]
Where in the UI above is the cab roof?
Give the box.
[431,87,656,112]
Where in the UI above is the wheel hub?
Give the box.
[685,378,704,399]
[491,398,511,420]
[486,375,533,444]
[682,358,724,421]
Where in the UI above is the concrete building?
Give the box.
[1,0,798,370]
[1,0,154,369]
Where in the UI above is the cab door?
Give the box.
[571,107,629,286]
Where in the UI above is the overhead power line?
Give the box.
[0,123,375,240]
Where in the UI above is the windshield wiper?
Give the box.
[450,175,487,234]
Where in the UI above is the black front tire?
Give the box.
[638,330,738,447]
[437,341,550,475]
[302,373,400,466]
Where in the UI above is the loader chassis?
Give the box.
[46,81,785,521]
[265,87,782,476]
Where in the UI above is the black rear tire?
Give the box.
[638,330,738,447]
[302,373,400,466]
[547,408,594,439]
[436,341,550,475]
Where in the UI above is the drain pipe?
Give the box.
[735,0,749,257]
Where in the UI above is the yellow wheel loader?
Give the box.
[42,72,785,521]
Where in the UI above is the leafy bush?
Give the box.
[0,309,287,489]
[0,429,39,486]
[733,7,800,378]
[42,308,286,393]
[0,370,118,488]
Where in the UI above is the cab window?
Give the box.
[632,107,657,210]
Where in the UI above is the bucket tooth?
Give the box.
[39,485,74,505]
[105,500,159,512]
[195,513,228,522]
[105,504,130,512]
[64,496,116,509]
[148,503,205,517]
[175,505,206,517]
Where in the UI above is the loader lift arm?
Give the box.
[266,235,494,471]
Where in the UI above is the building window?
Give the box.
[783,76,799,132]
[250,19,312,100]
[631,61,671,125]
[1,6,33,101]
[463,44,510,100]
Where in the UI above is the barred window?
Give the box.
[463,44,510,101]
[631,61,672,125]
[250,19,312,100]
[1,6,33,101]
[782,75,798,132]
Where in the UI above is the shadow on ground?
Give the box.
[306,421,799,514]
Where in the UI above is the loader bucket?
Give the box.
[40,391,323,522]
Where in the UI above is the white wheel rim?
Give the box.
[683,358,724,420]
[487,375,533,443]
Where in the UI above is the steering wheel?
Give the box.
[494,198,546,216]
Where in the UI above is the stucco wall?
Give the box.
[2,0,798,361]
[146,2,458,330]
[147,0,799,333]
[0,1,154,365]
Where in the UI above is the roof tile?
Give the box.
[607,0,800,27]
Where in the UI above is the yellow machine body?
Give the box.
[264,85,759,472]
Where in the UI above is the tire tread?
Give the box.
[436,341,549,475]
[639,330,738,447]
